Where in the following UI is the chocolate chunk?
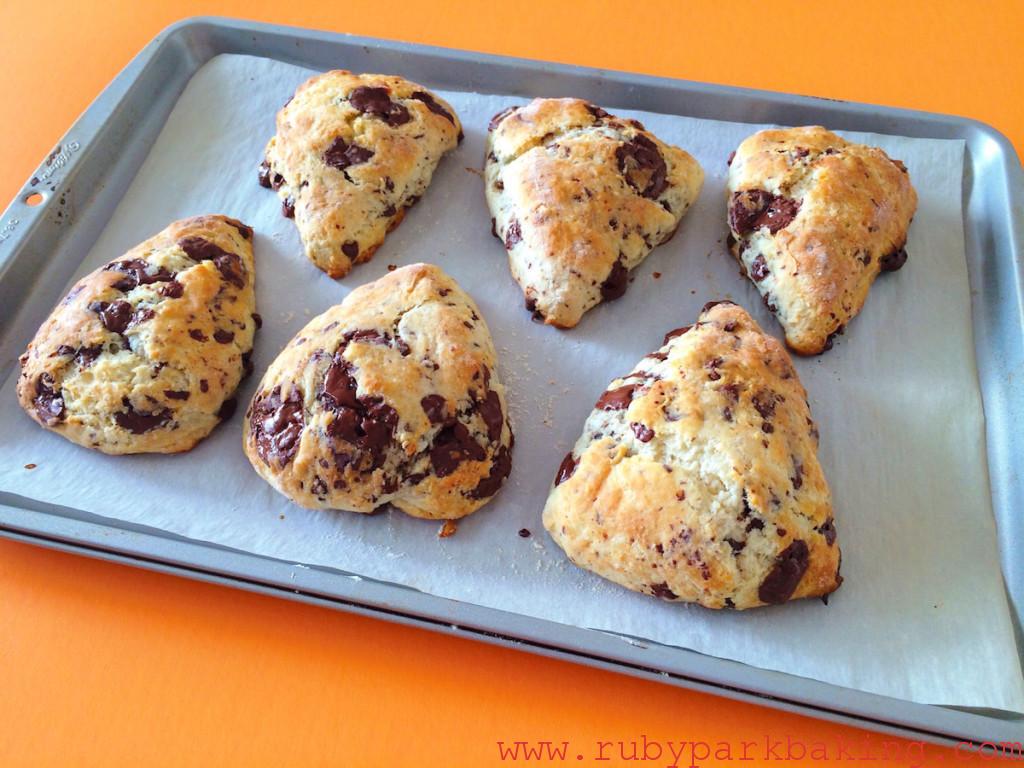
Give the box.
[346,329,390,346]
[490,218,499,240]
[524,296,544,322]
[213,329,234,344]
[701,299,735,314]
[114,398,171,434]
[70,345,102,368]
[311,477,328,497]
[341,241,359,259]
[89,300,133,334]
[518,528,531,538]
[488,106,518,131]
[817,517,837,546]
[410,91,455,124]
[227,219,253,240]
[252,313,263,330]
[477,390,503,442]
[468,445,513,499]
[891,158,908,173]
[430,422,486,477]
[726,538,745,553]
[504,218,522,250]
[251,386,305,466]
[33,373,65,425]
[200,379,209,392]
[555,452,579,486]
[107,259,173,291]
[323,137,375,171]
[663,326,692,344]
[758,540,810,604]
[177,237,246,288]
[752,390,778,419]
[349,86,411,126]
[596,383,638,411]
[282,197,295,219]
[160,281,184,298]
[163,390,190,400]
[705,356,723,381]
[242,351,254,379]
[615,135,668,199]
[729,190,801,235]
[217,397,237,421]
[880,245,908,272]
[746,518,765,533]
[257,160,273,188]
[650,582,677,600]
[727,150,736,166]
[791,459,804,490]
[600,259,629,301]
[189,329,207,342]
[631,422,654,442]
[421,394,447,424]
[749,254,770,281]
[585,103,609,119]
[320,354,359,409]
[822,324,845,352]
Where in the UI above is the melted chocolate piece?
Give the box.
[107,259,173,291]
[468,445,512,499]
[596,383,638,411]
[554,452,578,486]
[114,398,171,434]
[758,540,810,604]
[323,137,375,171]
[251,386,305,466]
[349,86,411,126]
[89,300,134,334]
[600,259,629,301]
[663,326,692,344]
[410,91,455,124]
[341,241,359,259]
[817,518,837,546]
[177,237,246,288]
[504,218,522,250]
[752,390,778,419]
[33,373,65,425]
[320,354,359,409]
[879,245,908,272]
[189,329,207,342]
[749,254,770,281]
[585,103,609,119]
[227,219,253,240]
[160,281,184,299]
[430,422,485,477]
[488,106,518,131]
[213,329,234,344]
[631,422,654,442]
[477,390,503,442]
[615,135,668,199]
[163,390,190,400]
[71,345,102,368]
[650,582,677,600]
[728,190,801,235]
[420,394,447,424]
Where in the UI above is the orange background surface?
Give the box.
[1,2,1022,766]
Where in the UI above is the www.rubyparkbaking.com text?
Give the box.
[495,734,1022,766]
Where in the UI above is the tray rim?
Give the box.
[1,14,1022,746]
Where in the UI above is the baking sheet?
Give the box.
[1,53,1021,713]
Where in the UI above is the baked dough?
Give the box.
[259,70,462,278]
[243,263,513,519]
[542,300,841,609]
[727,126,917,355]
[16,215,258,454]
[484,98,703,328]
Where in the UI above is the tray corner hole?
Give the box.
[23,191,45,207]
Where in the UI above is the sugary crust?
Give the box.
[242,263,513,519]
[16,215,258,454]
[261,70,462,278]
[542,301,841,610]
[485,98,704,328]
[727,126,918,355]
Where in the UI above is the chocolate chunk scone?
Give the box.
[727,126,918,355]
[17,215,258,454]
[259,71,462,278]
[543,301,841,610]
[243,263,513,519]
[485,98,704,328]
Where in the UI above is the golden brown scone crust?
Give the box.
[242,263,513,519]
[542,301,841,610]
[484,98,704,328]
[260,70,462,278]
[16,215,258,454]
[727,126,918,355]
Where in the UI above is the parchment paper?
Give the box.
[2,53,1021,712]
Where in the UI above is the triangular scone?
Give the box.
[543,301,841,610]
[17,215,258,454]
[485,98,704,328]
[259,71,462,278]
[727,126,917,355]
[243,264,513,520]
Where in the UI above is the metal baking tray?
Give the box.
[1,16,1021,745]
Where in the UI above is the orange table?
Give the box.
[1,3,1021,766]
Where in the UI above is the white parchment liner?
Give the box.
[2,54,1021,712]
